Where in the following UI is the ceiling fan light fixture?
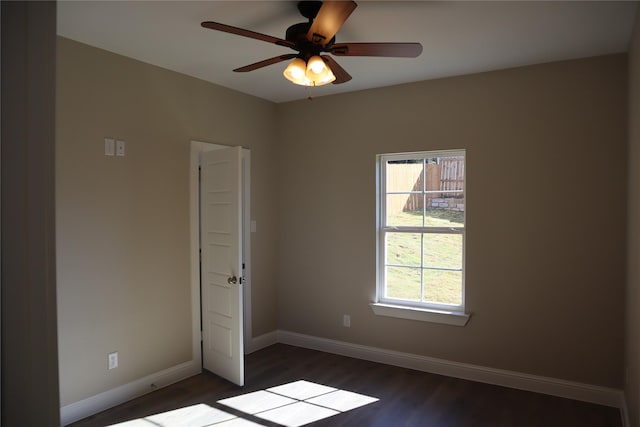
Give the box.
[307,55,327,75]
[283,56,335,87]
[306,55,334,84]
[309,66,336,86]
[283,57,308,85]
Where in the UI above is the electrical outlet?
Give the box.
[343,314,351,328]
[108,352,118,370]
[116,140,126,156]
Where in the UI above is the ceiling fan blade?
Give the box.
[201,21,296,50]
[330,42,423,58]
[323,56,352,84]
[307,1,357,46]
[234,54,298,72]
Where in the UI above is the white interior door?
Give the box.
[200,146,244,386]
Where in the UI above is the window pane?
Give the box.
[425,155,464,227]
[386,266,421,301]
[386,232,421,266]
[386,160,424,193]
[424,191,465,227]
[425,156,464,195]
[423,233,463,269]
[423,269,462,306]
[386,194,423,227]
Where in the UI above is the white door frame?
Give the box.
[189,140,252,369]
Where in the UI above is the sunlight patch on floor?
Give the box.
[107,403,262,427]
[252,401,338,427]
[307,389,379,412]
[267,380,337,400]
[217,390,297,414]
[219,380,379,427]
[108,379,378,427]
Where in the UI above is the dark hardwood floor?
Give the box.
[70,344,622,427]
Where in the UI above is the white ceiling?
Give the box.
[57,1,638,103]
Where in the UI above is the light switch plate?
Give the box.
[104,138,115,156]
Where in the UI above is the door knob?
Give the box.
[227,276,238,285]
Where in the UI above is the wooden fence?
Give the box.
[439,157,464,195]
[387,157,464,215]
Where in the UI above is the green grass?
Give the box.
[385,209,463,305]
[387,208,464,228]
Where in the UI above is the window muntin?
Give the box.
[378,150,466,312]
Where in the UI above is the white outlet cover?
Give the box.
[343,315,351,327]
[116,140,125,156]
[108,352,118,370]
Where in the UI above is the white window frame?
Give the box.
[371,150,470,326]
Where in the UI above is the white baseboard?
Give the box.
[60,360,201,426]
[61,332,627,426]
[248,331,278,354]
[276,330,625,410]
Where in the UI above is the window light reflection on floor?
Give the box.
[108,403,263,426]
[108,379,379,427]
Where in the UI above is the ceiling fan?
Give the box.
[201,1,423,87]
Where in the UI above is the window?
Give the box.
[373,150,469,326]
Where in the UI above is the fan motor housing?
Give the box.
[297,1,322,20]
[286,1,336,52]
[285,22,334,56]
[285,22,311,44]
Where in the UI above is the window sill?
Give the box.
[370,303,470,327]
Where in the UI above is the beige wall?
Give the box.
[276,54,627,388]
[56,37,279,405]
[626,8,640,427]
[57,34,629,410]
